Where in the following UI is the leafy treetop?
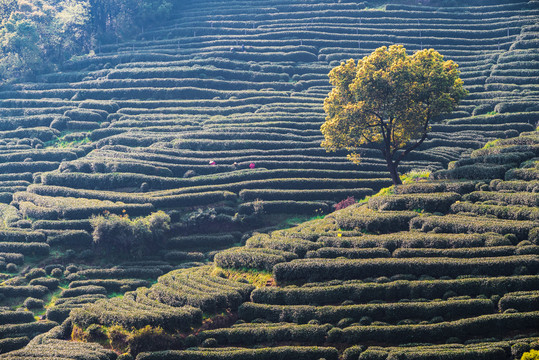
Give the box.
[321,45,467,185]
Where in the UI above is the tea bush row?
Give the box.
[411,214,537,240]
[214,247,297,272]
[451,201,539,221]
[136,346,339,360]
[251,275,539,305]
[339,311,539,344]
[367,192,461,212]
[71,298,202,332]
[239,297,493,324]
[319,232,504,251]
[273,256,539,282]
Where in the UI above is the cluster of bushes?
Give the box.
[0,320,58,340]
[69,266,253,331]
[0,242,49,256]
[464,191,539,207]
[90,211,170,258]
[239,188,373,202]
[166,233,237,250]
[392,246,527,259]
[451,201,539,221]
[368,192,461,212]
[431,164,511,180]
[239,200,331,216]
[215,247,297,272]
[306,247,391,259]
[356,346,506,360]
[70,267,164,280]
[46,294,107,323]
[498,291,539,312]
[15,191,155,220]
[331,206,418,233]
[71,298,202,332]
[147,266,254,312]
[410,214,537,240]
[245,233,322,258]
[1,337,117,359]
[491,179,539,192]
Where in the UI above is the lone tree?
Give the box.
[321,45,467,185]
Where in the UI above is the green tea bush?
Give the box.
[91,211,170,257]
[252,275,539,305]
[410,214,537,240]
[342,311,539,344]
[368,192,461,212]
[215,247,297,272]
[239,297,493,324]
[136,346,339,360]
[273,256,539,282]
[331,206,418,233]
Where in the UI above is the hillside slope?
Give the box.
[0,0,538,356]
[4,130,538,359]
[0,0,537,236]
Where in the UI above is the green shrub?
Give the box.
[91,211,170,258]
[136,346,339,360]
[368,192,461,212]
[273,256,539,282]
[214,247,296,272]
[252,275,539,305]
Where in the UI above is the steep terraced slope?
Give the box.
[7,130,539,359]
[0,1,536,242]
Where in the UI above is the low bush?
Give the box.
[251,275,539,305]
[431,164,511,180]
[368,192,461,212]
[60,285,107,298]
[195,323,330,346]
[342,311,539,344]
[71,299,202,332]
[498,291,539,312]
[166,234,237,250]
[91,211,170,258]
[46,230,93,248]
[331,206,418,233]
[410,214,537,240]
[136,346,339,360]
[215,247,297,272]
[239,200,331,215]
[273,256,539,282]
[239,297,493,324]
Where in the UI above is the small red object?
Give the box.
[249,163,255,169]
[209,160,216,165]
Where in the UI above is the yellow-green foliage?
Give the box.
[90,211,170,257]
[211,267,273,288]
[522,350,539,360]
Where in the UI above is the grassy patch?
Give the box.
[212,266,272,288]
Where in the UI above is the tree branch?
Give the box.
[395,115,431,166]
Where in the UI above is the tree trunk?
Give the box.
[386,158,402,185]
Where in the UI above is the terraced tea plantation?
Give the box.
[0,0,538,358]
[3,124,539,359]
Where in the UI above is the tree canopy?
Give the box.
[0,0,181,80]
[321,45,467,185]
